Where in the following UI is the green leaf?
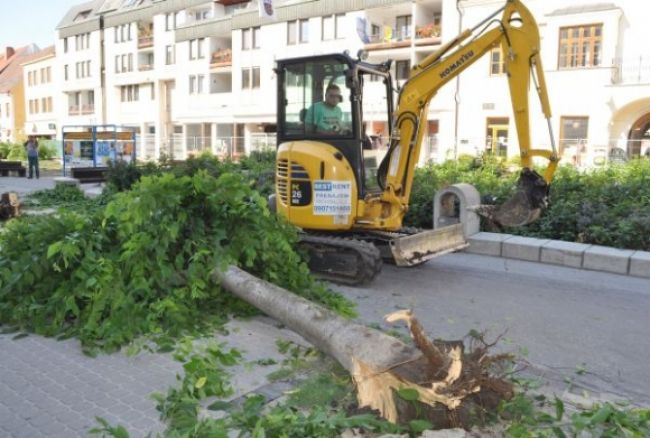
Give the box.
[47,241,64,259]
[555,396,564,421]
[396,388,419,402]
[207,400,231,411]
[195,376,207,389]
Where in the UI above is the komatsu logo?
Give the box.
[439,50,475,79]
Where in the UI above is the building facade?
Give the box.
[21,47,59,139]
[0,45,39,143]
[46,0,650,165]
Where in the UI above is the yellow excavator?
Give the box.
[272,0,559,284]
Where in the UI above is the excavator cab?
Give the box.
[276,53,393,207]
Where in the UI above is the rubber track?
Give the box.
[298,234,383,286]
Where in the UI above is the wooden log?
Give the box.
[212,265,513,428]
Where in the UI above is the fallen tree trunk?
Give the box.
[212,265,513,428]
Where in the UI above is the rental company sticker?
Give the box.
[313,180,352,216]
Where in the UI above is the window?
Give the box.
[189,75,196,93]
[490,47,506,75]
[558,24,602,69]
[287,21,297,45]
[241,68,250,89]
[115,55,120,73]
[371,24,380,41]
[242,28,251,50]
[128,53,133,71]
[120,85,139,102]
[74,10,91,22]
[198,38,205,59]
[335,14,345,39]
[299,19,309,43]
[396,15,412,39]
[165,45,174,65]
[64,37,68,53]
[395,60,411,81]
[165,13,172,31]
[34,99,39,114]
[47,97,53,112]
[64,65,68,81]
[252,67,260,89]
[27,71,32,86]
[560,116,589,153]
[189,40,196,60]
[252,27,261,49]
[197,75,204,93]
[46,67,51,83]
[29,100,33,114]
[322,16,334,41]
[279,58,353,138]
[5,103,9,118]
[41,98,47,113]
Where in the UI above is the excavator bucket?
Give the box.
[492,168,549,227]
[389,223,468,267]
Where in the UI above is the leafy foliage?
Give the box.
[23,184,93,208]
[0,171,353,354]
[500,381,650,437]
[405,157,650,251]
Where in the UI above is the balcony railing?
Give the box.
[139,64,154,71]
[81,104,95,115]
[138,35,153,49]
[611,56,650,85]
[365,23,441,50]
[211,49,232,67]
[68,105,80,116]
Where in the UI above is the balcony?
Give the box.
[81,104,95,115]
[139,64,154,71]
[138,21,154,49]
[68,105,80,116]
[138,35,153,49]
[611,56,650,85]
[210,49,232,68]
[365,22,441,51]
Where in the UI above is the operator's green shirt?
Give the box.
[304,102,343,133]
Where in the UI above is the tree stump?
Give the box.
[0,192,20,221]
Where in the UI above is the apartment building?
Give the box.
[21,47,59,139]
[52,0,650,165]
[0,45,39,143]
[55,0,106,129]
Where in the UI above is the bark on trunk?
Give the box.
[212,265,513,428]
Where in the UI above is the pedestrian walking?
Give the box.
[24,135,39,179]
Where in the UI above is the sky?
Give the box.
[0,0,87,50]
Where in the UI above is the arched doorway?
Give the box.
[628,112,650,157]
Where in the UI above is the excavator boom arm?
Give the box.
[379,0,558,223]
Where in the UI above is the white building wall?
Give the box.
[23,55,60,138]
[56,29,104,127]
[0,94,14,142]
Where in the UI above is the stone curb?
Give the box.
[464,232,650,279]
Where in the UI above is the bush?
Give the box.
[0,142,11,159]
[38,140,59,160]
[6,143,26,161]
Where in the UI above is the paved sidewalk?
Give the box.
[0,176,104,198]
[0,317,307,438]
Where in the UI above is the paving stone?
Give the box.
[629,250,650,278]
[583,245,634,275]
[464,232,511,256]
[502,236,550,262]
[541,240,591,268]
